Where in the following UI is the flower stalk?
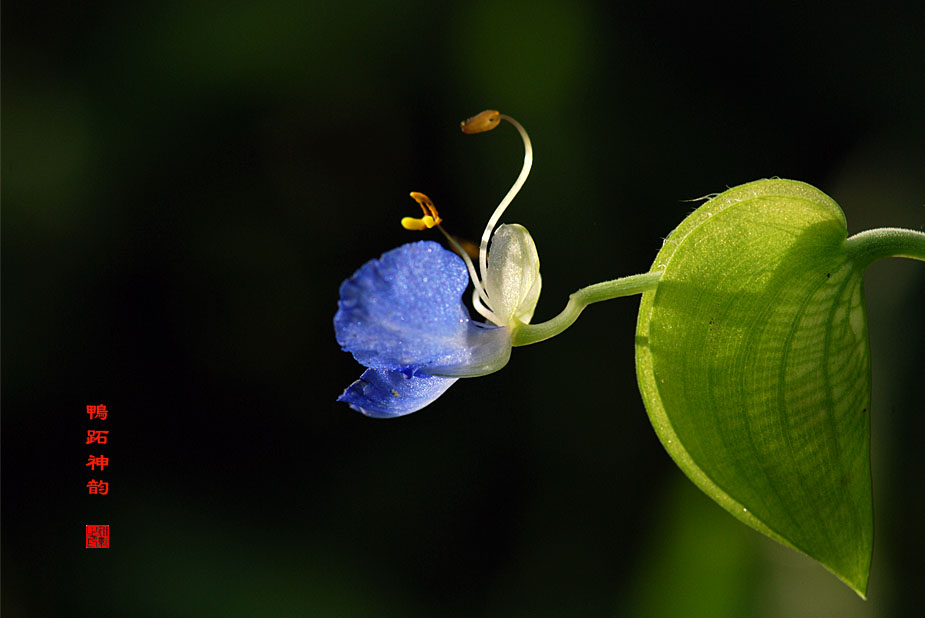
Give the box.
[845,227,925,268]
[512,270,663,346]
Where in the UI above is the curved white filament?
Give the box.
[478,114,533,293]
[436,225,501,325]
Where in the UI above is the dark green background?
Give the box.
[3,1,923,616]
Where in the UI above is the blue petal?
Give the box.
[338,368,457,418]
[335,241,511,377]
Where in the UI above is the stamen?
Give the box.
[471,288,500,325]
[400,190,501,324]
[434,225,500,324]
[401,191,443,230]
[460,112,534,290]
[402,111,535,330]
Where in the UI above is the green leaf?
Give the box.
[635,179,873,596]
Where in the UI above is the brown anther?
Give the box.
[453,237,480,260]
[460,110,501,134]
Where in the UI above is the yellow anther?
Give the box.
[401,192,442,231]
[401,216,434,231]
[460,110,501,134]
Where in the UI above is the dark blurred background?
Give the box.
[3,1,924,616]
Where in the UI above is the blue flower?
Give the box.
[334,110,541,418]
[335,241,513,418]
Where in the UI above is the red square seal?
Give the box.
[85,524,109,548]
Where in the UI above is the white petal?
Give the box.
[485,224,542,328]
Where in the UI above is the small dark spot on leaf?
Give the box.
[826,272,831,278]
[862,408,867,413]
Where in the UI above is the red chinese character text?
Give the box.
[86,454,110,471]
[87,480,109,495]
[86,404,108,420]
[85,524,109,548]
[86,430,109,445]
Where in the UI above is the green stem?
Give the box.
[512,270,663,346]
[845,227,925,268]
